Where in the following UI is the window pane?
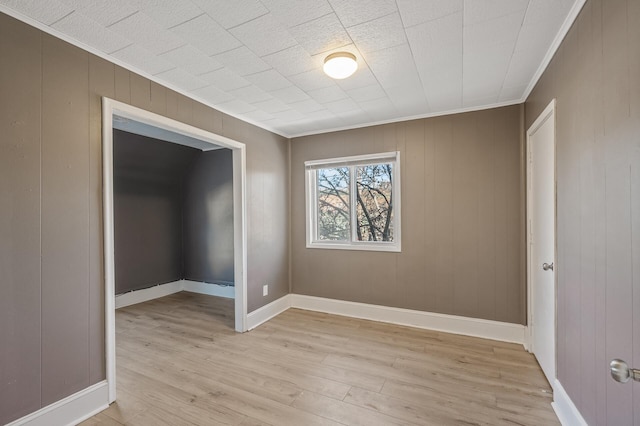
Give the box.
[317,167,350,241]
[355,163,393,242]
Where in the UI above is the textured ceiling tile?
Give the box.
[227,85,273,104]
[346,84,387,103]
[60,0,138,26]
[288,13,352,55]
[463,9,526,49]
[2,0,73,25]
[287,69,336,92]
[262,45,317,77]
[242,109,275,122]
[308,85,348,104]
[230,13,297,56]
[359,97,397,117]
[170,13,241,56]
[211,46,271,76]
[301,109,338,122]
[463,0,530,25]
[462,94,500,108]
[191,85,234,104]
[334,65,378,91]
[159,44,223,75]
[498,84,527,102]
[261,0,332,28]
[364,43,421,89]
[271,109,306,121]
[523,0,572,27]
[406,11,462,108]
[137,0,203,29]
[199,67,251,91]
[385,84,428,112]
[288,98,326,114]
[502,48,542,89]
[155,67,208,91]
[324,97,361,114]
[269,85,310,104]
[108,12,185,55]
[252,98,291,113]
[396,0,463,28]
[328,0,397,28]
[53,11,131,54]
[191,0,268,29]
[346,12,407,54]
[111,44,175,75]
[244,69,292,91]
[216,99,257,114]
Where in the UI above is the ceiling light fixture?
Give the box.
[323,52,358,79]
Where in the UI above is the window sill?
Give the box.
[306,242,401,253]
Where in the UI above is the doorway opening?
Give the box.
[102,98,248,403]
[526,98,557,387]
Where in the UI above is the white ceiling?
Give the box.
[1,0,581,137]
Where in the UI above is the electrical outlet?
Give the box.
[263,284,268,296]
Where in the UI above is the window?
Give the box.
[305,152,401,252]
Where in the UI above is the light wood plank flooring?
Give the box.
[83,292,558,426]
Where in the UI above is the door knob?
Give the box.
[610,359,640,383]
[542,262,554,271]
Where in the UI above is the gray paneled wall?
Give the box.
[290,105,525,325]
[184,149,234,285]
[113,130,199,294]
[0,12,289,424]
[525,0,640,424]
[113,130,234,294]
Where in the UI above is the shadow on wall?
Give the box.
[113,130,234,294]
[184,149,234,285]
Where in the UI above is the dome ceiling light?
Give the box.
[323,52,358,79]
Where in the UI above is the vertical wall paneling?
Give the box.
[525,0,640,422]
[0,11,289,423]
[113,65,130,104]
[476,110,497,320]
[629,0,640,423]
[398,120,425,311]
[0,15,42,425]
[291,106,524,323]
[184,149,234,284]
[433,117,456,314]
[88,55,114,384]
[41,34,91,406]
[452,114,479,318]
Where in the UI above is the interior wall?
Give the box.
[290,105,526,325]
[113,130,198,294]
[184,149,234,285]
[0,12,289,425]
[525,0,640,424]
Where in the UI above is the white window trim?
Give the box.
[305,151,401,252]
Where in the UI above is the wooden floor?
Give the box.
[83,292,559,426]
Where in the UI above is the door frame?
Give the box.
[102,97,248,403]
[525,98,557,370]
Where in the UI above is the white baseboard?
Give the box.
[552,379,588,426]
[115,280,183,309]
[6,381,109,426]
[244,293,526,345]
[183,280,235,299]
[290,294,526,345]
[115,280,236,309]
[246,294,292,330]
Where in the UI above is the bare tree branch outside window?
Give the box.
[315,163,393,243]
[317,167,350,240]
[356,164,393,242]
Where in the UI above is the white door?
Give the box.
[527,100,556,385]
